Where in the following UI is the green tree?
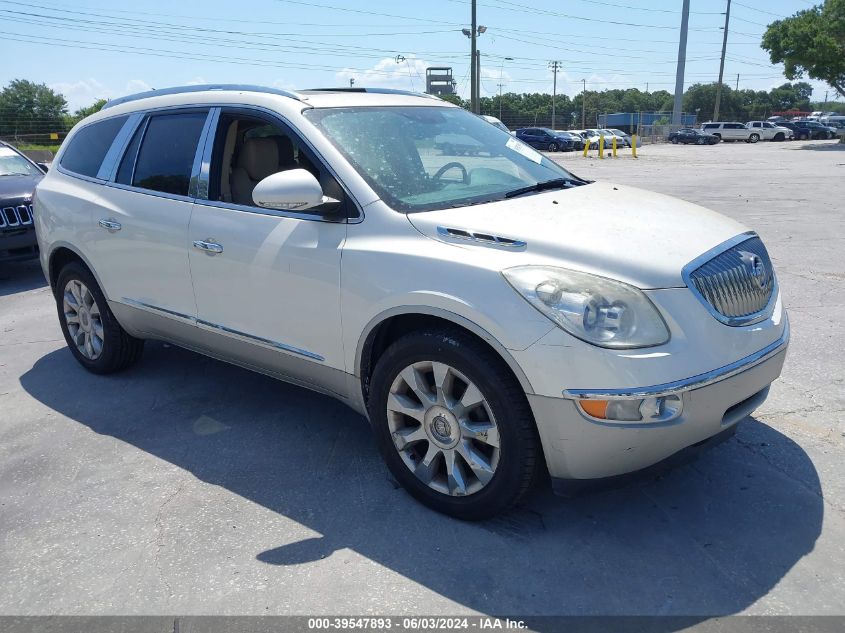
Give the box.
[74,98,108,120]
[0,79,68,136]
[762,0,845,98]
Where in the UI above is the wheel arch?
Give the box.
[47,244,107,299]
[356,306,535,406]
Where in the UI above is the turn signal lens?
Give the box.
[578,399,608,419]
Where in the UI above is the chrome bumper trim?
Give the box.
[563,319,789,400]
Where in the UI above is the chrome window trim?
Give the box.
[97,113,144,181]
[191,198,339,223]
[104,181,195,205]
[120,298,325,362]
[563,318,789,400]
[681,231,779,327]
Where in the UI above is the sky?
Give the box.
[1,0,839,112]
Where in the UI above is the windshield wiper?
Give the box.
[504,178,575,199]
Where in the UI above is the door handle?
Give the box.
[98,218,122,232]
[193,239,224,255]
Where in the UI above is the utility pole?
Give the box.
[824,90,829,109]
[471,0,478,113]
[498,83,505,119]
[549,61,561,130]
[581,79,586,128]
[475,49,481,113]
[736,73,739,91]
[672,0,690,127]
[713,0,732,122]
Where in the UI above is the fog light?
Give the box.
[577,395,683,423]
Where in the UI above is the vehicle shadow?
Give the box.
[796,141,845,151]
[0,259,47,297]
[19,342,823,618]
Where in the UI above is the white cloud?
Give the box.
[335,56,429,92]
[185,76,208,86]
[48,78,109,112]
[124,79,152,94]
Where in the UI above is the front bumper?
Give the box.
[528,322,789,484]
[0,226,38,262]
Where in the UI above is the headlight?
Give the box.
[502,265,670,349]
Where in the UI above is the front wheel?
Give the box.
[774,132,785,141]
[368,329,540,520]
[671,137,679,144]
[55,262,144,374]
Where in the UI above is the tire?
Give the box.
[548,142,559,152]
[774,132,785,141]
[368,328,541,520]
[713,133,721,142]
[696,138,704,145]
[55,261,144,374]
[748,133,760,143]
[671,137,679,144]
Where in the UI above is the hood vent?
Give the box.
[436,226,527,249]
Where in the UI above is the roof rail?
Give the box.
[101,84,304,110]
[301,87,441,100]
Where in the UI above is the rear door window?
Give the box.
[121,111,208,196]
[60,116,128,178]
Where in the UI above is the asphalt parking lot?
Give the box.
[1,140,843,618]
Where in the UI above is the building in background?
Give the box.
[426,67,456,96]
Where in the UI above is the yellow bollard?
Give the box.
[631,134,638,158]
[582,137,589,157]
[612,136,617,158]
[598,135,604,159]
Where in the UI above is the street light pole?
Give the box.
[549,61,561,130]
[672,0,690,127]
[470,0,478,113]
[713,0,731,122]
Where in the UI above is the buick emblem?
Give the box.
[739,251,768,288]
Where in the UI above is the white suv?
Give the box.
[701,122,754,142]
[35,85,789,519]
[746,121,793,141]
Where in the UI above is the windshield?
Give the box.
[0,147,41,177]
[305,106,579,212]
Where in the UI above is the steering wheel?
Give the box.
[433,161,469,184]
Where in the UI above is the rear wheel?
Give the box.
[55,262,144,374]
[748,133,760,143]
[671,137,679,144]
[547,142,559,152]
[368,329,540,520]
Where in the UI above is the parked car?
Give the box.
[606,128,634,147]
[0,141,45,264]
[701,122,754,142]
[554,131,585,151]
[792,120,837,139]
[434,133,485,156]
[667,128,719,145]
[775,121,811,140]
[480,114,510,134]
[35,85,789,519]
[597,129,631,147]
[515,127,573,151]
[745,121,793,141]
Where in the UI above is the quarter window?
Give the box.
[60,116,128,178]
[127,112,207,196]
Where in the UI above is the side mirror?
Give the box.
[37,162,50,173]
[252,168,339,213]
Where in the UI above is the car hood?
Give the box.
[0,174,42,200]
[406,181,749,289]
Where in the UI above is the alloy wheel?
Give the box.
[63,279,104,360]
[387,361,500,497]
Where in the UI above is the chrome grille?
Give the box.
[0,205,34,228]
[685,235,776,326]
